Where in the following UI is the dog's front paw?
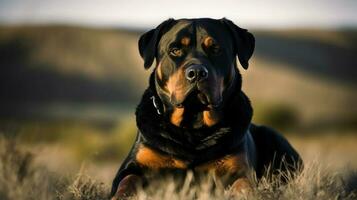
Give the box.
[228,177,253,198]
[111,174,142,200]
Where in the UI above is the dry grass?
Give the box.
[134,164,357,200]
[0,136,111,200]
[0,137,58,199]
[0,136,356,200]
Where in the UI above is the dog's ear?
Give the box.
[221,18,255,70]
[138,18,175,69]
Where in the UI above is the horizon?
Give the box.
[0,0,356,30]
[1,21,356,31]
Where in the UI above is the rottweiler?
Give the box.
[111,18,302,199]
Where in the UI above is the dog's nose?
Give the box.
[185,64,208,82]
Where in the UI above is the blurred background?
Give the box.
[0,0,356,183]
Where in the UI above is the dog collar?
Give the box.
[150,95,162,115]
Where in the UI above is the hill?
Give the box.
[0,25,356,127]
[0,25,146,103]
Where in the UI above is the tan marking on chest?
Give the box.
[170,107,185,127]
[136,144,186,169]
[195,154,247,176]
[203,110,219,127]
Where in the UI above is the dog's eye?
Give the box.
[169,48,183,57]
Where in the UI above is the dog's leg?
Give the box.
[111,174,142,200]
[229,177,253,197]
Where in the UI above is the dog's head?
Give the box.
[139,18,255,129]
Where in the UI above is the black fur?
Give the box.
[111,72,302,196]
[220,18,255,69]
[138,19,176,69]
[111,18,302,198]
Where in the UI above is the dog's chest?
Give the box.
[135,144,247,176]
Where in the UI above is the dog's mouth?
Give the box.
[169,88,223,129]
[170,86,222,109]
[182,90,208,110]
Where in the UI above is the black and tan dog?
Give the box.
[111,18,302,199]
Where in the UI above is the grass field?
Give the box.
[0,135,356,200]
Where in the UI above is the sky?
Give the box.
[0,0,356,29]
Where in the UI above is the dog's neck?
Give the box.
[135,75,253,164]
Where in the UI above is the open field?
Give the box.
[0,134,356,200]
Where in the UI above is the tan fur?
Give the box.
[165,69,187,102]
[195,154,248,176]
[203,36,214,47]
[181,37,191,46]
[156,62,163,80]
[230,177,253,195]
[170,107,185,127]
[203,110,219,127]
[136,144,186,169]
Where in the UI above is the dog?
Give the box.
[111,18,302,199]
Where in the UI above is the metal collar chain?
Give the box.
[150,96,162,115]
